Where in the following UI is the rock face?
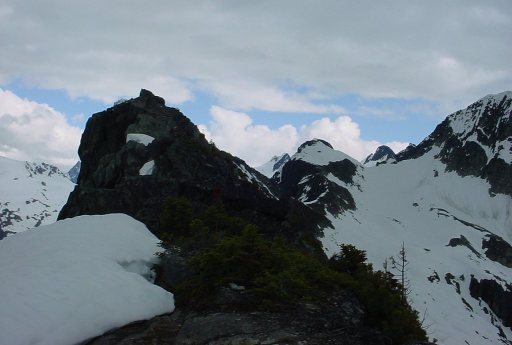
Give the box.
[470,277,512,328]
[83,292,388,345]
[58,90,326,247]
[397,91,512,196]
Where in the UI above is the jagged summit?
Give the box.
[398,91,512,195]
[362,145,396,166]
[60,89,277,231]
[58,90,327,249]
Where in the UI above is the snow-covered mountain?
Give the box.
[362,145,397,166]
[0,156,74,238]
[274,91,512,345]
[3,89,510,345]
[255,153,290,178]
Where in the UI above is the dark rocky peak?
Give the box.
[397,91,512,196]
[58,90,328,248]
[395,143,416,160]
[138,88,166,107]
[362,145,396,166]
[276,139,360,217]
[372,145,396,161]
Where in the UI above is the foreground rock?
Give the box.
[84,292,389,345]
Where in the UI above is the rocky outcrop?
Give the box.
[58,90,327,249]
[482,234,512,268]
[83,292,389,345]
[470,277,512,328]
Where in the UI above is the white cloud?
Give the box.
[201,80,345,113]
[0,89,81,167]
[0,1,510,111]
[201,106,298,166]
[299,117,409,161]
[385,141,410,155]
[200,106,409,166]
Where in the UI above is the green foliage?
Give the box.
[329,244,427,344]
[177,226,353,309]
[159,198,250,253]
[160,197,193,237]
[329,244,372,275]
[158,198,426,343]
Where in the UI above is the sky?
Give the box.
[0,1,511,168]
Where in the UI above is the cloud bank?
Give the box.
[0,89,81,166]
[0,1,510,110]
[200,106,408,166]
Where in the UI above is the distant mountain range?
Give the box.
[0,157,74,238]
[1,89,511,345]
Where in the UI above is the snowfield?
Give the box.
[0,214,174,345]
[320,149,512,345]
[0,156,74,235]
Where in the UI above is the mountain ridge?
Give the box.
[4,89,510,345]
[0,156,74,237]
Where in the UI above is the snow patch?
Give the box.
[126,133,155,146]
[0,214,174,345]
[236,162,278,199]
[139,160,155,176]
[320,150,512,345]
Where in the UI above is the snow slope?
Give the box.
[255,153,290,178]
[0,156,74,237]
[293,139,358,166]
[320,149,512,345]
[0,213,174,345]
